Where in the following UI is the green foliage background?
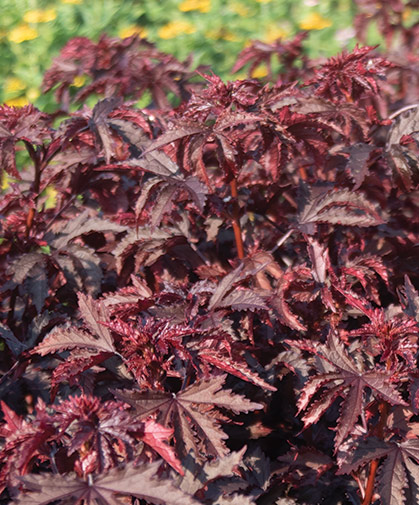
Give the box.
[0,0,416,110]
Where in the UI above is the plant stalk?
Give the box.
[361,401,389,505]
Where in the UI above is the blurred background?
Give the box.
[0,0,417,110]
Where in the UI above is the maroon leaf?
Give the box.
[0,105,50,178]
[293,331,407,452]
[16,462,200,505]
[298,187,386,234]
[338,437,419,505]
[114,375,263,459]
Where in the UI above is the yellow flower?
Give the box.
[43,186,58,210]
[5,77,26,94]
[8,24,38,43]
[299,12,332,30]
[4,96,29,107]
[179,0,211,13]
[229,2,250,17]
[251,64,268,79]
[119,25,148,39]
[27,88,40,101]
[71,75,86,87]
[264,25,289,43]
[23,8,57,24]
[255,0,272,3]
[1,172,13,191]
[158,20,196,39]
[61,0,82,4]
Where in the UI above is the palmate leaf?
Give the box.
[113,375,263,459]
[33,294,116,356]
[338,437,419,505]
[51,210,127,250]
[0,104,50,178]
[15,462,200,505]
[208,265,268,312]
[176,446,247,496]
[307,45,393,102]
[54,244,103,297]
[292,331,407,452]
[88,97,122,163]
[110,119,207,222]
[297,187,385,235]
[199,349,276,391]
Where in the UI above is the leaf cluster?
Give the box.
[0,16,419,505]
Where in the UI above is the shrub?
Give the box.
[0,5,419,505]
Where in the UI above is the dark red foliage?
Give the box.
[1,12,419,505]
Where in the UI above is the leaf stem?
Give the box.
[361,458,379,505]
[361,401,389,505]
[230,177,245,260]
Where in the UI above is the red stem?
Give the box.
[361,401,389,505]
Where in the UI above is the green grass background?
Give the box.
[0,0,416,110]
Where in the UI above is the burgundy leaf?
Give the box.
[16,462,200,505]
[114,375,262,459]
[293,331,407,452]
[298,187,386,234]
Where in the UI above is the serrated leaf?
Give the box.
[7,253,45,285]
[16,462,200,505]
[77,293,115,353]
[339,438,419,505]
[113,375,262,459]
[199,349,276,391]
[400,276,419,323]
[32,327,114,356]
[89,97,122,163]
[298,188,385,234]
[342,143,375,190]
[55,244,103,296]
[52,210,126,249]
[217,290,268,312]
[293,331,407,452]
[177,447,247,495]
[208,266,244,311]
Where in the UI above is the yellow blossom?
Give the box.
[71,75,86,87]
[5,77,26,94]
[8,24,38,43]
[299,12,332,31]
[264,25,289,43]
[61,0,82,4]
[4,96,29,107]
[179,0,211,13]
[229,2,250,17]
[251,64,268,79]
[255,0,272,3]
[1,172,13,191]
[27,88,40,101]
[43,186,58,210]
[119,25,148,39]
[23,8,57,24]
[158,20,196,39]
